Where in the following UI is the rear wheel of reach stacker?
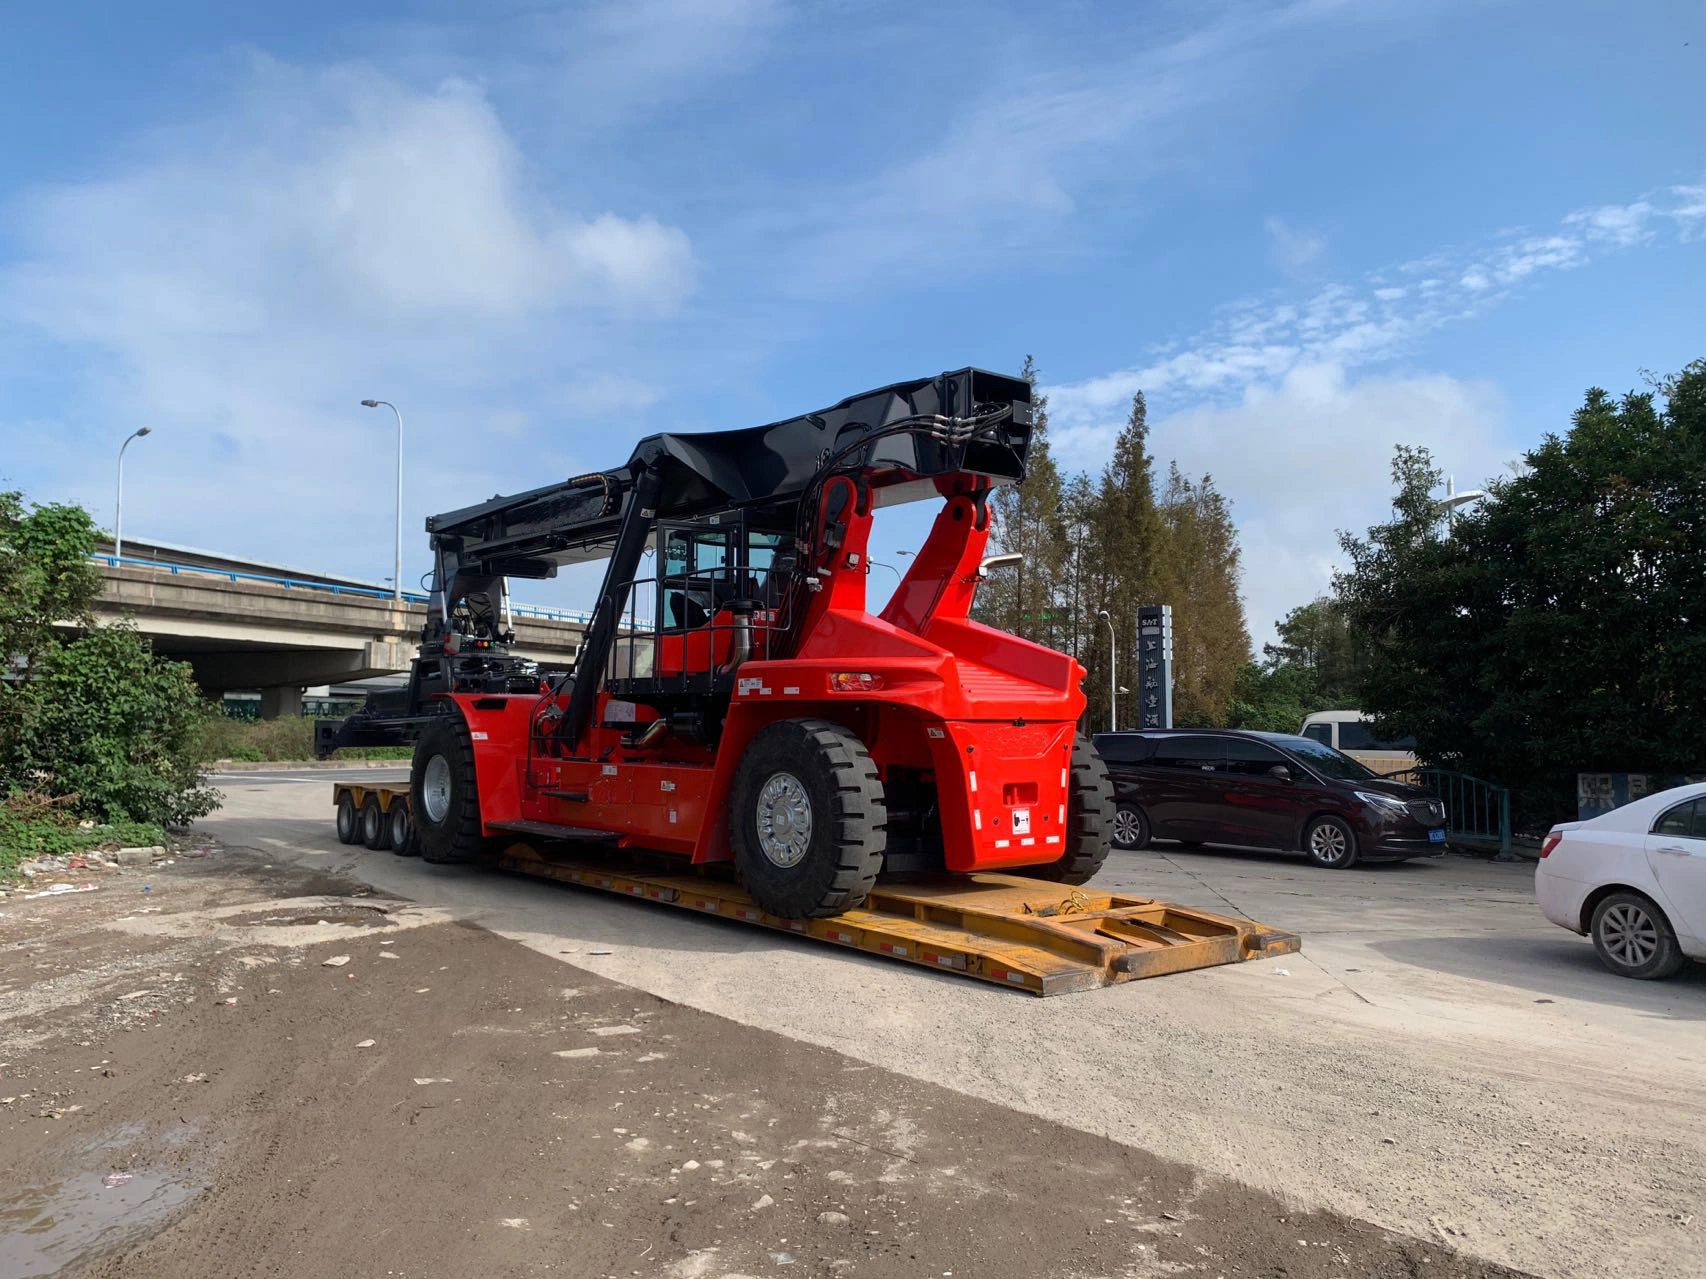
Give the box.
[1022,737,1114,885]
[411,714,490,865]
[730,718,886,919]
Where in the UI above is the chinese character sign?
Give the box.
[1136,604,1173,730]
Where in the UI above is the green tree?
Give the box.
[15,623,221,825]
[976,355,1069,648]
[1264,596,1364,708]
[1336,360,1706,825]
[1156,466,1250,726]
[1226,660,1317,732]
[1084,392,1167,731]
[0,490,220,827]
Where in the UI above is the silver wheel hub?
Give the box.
[422,755,452,824]
[1112,809,1142,845]
[1311,824,1347,859]
[1601,902,1658,967]
[755,771,813,869]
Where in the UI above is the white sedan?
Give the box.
[1536,781,1706,979]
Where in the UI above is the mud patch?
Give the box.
[0,1169,199,1278]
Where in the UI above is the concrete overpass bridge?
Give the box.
[87,538,587,717]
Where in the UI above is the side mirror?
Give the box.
[1267,764,1292,782]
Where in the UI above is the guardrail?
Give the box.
[90,554,593,624]
[1380,766,1514,858]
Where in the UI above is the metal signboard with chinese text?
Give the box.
[1137,604,1173,730]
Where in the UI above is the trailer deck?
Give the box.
[333,783,1300,995]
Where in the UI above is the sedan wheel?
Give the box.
[1591,891,1685,980]
[1110,804,1149,850]
[1303,815,1358,869]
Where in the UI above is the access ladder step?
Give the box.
[486,819,619,844]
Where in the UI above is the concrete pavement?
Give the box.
[198,770,1706,1279]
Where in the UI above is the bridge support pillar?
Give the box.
[260,686,304,720]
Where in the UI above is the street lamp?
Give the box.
[115,427,153,562]
[979,551,1023,577]
[1098,608,1117,732]
[1435,475,1486,532]
[360,399,405,602]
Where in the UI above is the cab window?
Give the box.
[1150,737,1223,771]
[1224,738,1290,777]
[1302,723,1333,746]
[659,526,735,630]
[1337,721,1417,751]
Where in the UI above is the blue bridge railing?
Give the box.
[91,554,593,624]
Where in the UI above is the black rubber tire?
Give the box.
[730,719,886,919]
[1590,890,1686,980]
[1303,814,1358,869]
[411,714,489,865]
[335,793,360,845]
[360,797,387,850]
[1027,738,1114,884]
[388,802,416,856]
[1109,801,1150,851]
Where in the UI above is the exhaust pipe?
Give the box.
[718,603,754,676]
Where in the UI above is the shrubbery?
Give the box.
[1,491,220,835]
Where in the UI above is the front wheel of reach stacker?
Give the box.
[730,719,887,919]
[1022,737,1114,885]
[410,714,489,866]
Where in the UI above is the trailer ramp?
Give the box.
[496,845,1298,996]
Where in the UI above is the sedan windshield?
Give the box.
[1260,734,1378,782]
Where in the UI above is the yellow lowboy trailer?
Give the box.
[332,783,1300,996]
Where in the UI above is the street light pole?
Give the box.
[114,427,153,562]
[361,399,405,602]
[1098,608,1116,733]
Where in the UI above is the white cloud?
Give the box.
[0,56,694,590]
[1148,366,1508,641]
[1042,178,1706,644]
[1265,216,1327,276]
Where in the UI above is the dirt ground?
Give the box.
[0,848,1531,1279]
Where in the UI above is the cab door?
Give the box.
[1645,796,1706,942]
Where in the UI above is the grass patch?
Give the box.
[195,716,413,763]
[1,792,165,875]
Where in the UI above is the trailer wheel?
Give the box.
[731,719,886,919]
[361,796,388,850]
[411,715,488,865]
[388,802,416,856]
[1025,738,1113,885]
[335,793,361,844]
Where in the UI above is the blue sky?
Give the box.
[2,0,1701,642]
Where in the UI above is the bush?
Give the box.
[9,624,221,826]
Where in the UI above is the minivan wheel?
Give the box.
[1590,891,1685,980]
[1303,815,1358,869]
[1110,803,1150,851]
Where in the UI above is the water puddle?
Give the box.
[224,904,391,928]
[0,1169,198,1277]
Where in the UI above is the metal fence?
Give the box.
[1380,766,1513,857]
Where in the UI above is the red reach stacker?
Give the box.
[398,370,1102,918]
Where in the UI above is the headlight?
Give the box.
[1354,790,1408,813]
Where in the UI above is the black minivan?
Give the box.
[1094,729,1447,868]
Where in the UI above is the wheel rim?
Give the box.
[755,771,813,869]
[422,755,452,823]
[338,804,354,838]
[1112,808,1142,846]
[364,808,381,841]
[1601,902,1659,968]
[391,809,409,845]
[1310,823,1347,861]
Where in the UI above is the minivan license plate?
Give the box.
[1428,828,1446,844]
